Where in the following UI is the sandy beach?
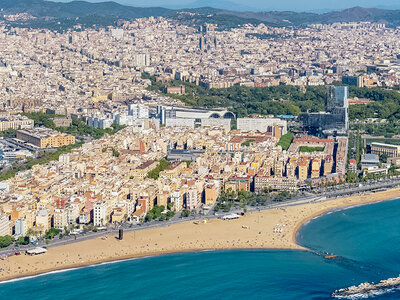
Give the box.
[1,187,400,282]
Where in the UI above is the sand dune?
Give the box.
[1,187,399,282]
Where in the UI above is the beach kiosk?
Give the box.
[26,247,47,256]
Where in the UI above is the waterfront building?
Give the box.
[36,209,51,231]
[14,218,27,237]
[205,182,219,205]
[186,186,200,210]
[93,202,107,227]
[298,159,309,181]
[254,175,298,192]
[53,209,68,229]
[170,190,182,211]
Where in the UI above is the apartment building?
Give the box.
[186,186,200,210]
[93,202,107,227]
[53,208,68,229]
[254,175,298,192]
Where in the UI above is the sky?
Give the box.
[56,0,400,12]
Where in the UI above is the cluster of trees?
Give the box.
[345,167,399,183]
[45,228,61,240]
[352,122,400,138]
[349,87,400,121]
[0,235,14,248]
[147,159,171,180]
[180,209,190,217]
[144,74,325,118]
[0,235,34,248]
[58,120,125,139]
[173,13,266,31]
[22,112,59,129]
[0,128,17,138]
[145,205,175,222]
[241,139,255,147]
[277,132,294,150]
[16,236,30,245]
[214,189,294,212]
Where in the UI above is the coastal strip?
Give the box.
[1,187,400,282]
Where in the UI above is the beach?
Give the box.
[1,187,400,282]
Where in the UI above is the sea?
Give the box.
[2,199,400,299]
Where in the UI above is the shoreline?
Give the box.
[1,187,400,283]
[292,195,400,248]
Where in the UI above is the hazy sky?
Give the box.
[56,0,400,11]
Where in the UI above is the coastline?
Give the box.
[292,193,400,248]
[1,187,400,283]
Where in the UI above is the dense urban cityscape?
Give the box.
[1,2,400,297]
[0,13,400,244]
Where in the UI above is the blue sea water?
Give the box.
[2,199,400,299]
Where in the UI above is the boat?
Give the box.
[325,254,338,259]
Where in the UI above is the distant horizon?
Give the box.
[53,0,400,12]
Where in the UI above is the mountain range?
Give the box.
[2,0,400,30]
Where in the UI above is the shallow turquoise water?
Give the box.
[2,199,400,299]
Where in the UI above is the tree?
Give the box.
[147,159,171,180]
[112,148,120,157]
[346,171,359,183]
[0,236,14,248]
[45,228,61,240]
[16,236,30,245]
[181,209,190,217]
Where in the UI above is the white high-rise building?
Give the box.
[14,219,27,237]
[94,202,107,227]
[170,190,182,211]
[128,104,149,119]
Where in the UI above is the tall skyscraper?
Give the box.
[300,85,349,135]
[330,86,349,131]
